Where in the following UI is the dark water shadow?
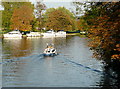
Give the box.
[98,59,120,88]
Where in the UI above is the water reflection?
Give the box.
[98,61,120,88]
[2,38,32,59]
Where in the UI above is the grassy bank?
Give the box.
[66,33,87,37]
[66,33,81,36]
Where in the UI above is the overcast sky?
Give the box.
[0,0,77,12]
[30,0,75,10]
[29,0,76,14]
[30,0,77,2]
[0,0,75,9]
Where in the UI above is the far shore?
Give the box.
[66,33,81,36]
[0,33,85,38]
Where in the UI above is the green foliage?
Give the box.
[2,2,28,30]
[57,7,75,19]
[77,16,89,32]
[0,10,2,29]
[35,1,46,31]
[43,8,55,23]
[31,18,39,32]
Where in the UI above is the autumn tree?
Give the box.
[76,16,89,32]
[43,7,76,31]
[80,2,120,61]
[10,2,34,31]
[1,2,28,30]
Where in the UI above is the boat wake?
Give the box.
[1,53,117,79]
[57,54,117,79]
[1,54,44,65]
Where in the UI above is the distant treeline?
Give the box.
[1,1,78,32]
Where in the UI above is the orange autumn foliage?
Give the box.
[88,15,120,60]
[76,2,120,60]
[111,44,120,59]
[45,9,75,31]
[10,3,33,31]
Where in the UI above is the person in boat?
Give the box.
[43,44,56,54]
[44,46,50,53]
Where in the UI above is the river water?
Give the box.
[1,36,119,87]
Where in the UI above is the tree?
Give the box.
[1,2,28,30]
[10,2,34,31]
[57,7,75,19]
[35,0,46,31]
[81,2,120,61]
[76,16,89,32]
[71,1,92,18]
[0,10,2,29]
[43,7,76,31]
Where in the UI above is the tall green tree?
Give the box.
[35,0,46,31]
[0,10,2,29]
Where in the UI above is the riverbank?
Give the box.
[66,33,80,36]
[0,34,3,38]
[0,33,87,38]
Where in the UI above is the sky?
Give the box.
[0,0,79,16]
[34,0,73,2]
[42,2,75,10]
[30,0,81,2]
[0,0,82,16]
[30,0,76,10]
[0,0,76,11]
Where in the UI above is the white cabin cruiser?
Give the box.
[41,30,55,38]
[26,32,41,37]
[55,31,66,37]
[3,30,22,38]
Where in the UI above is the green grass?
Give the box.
[66,33,80,35]
[66,33,87,37]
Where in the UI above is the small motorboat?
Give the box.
[43,44,58,57]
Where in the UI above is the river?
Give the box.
[1,36,119,87]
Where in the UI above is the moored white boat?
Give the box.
[41,30,66,38]
[55,31,66,37]
[3,30,22,38]
[26,32,41,37]
[41,30,55,38]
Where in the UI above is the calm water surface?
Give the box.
[1,36,117,87]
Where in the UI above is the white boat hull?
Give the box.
[3,30,22,38]
[55,32,66,37]
[43,53,58,57]
[3,34,22,38]
[41,33,55,38]
[26,32,41,37]
[41,31,66,38]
